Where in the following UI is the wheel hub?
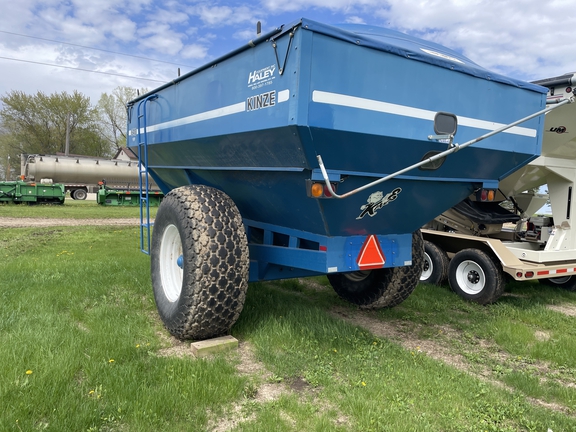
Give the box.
[467,270,480,284]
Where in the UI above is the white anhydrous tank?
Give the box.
[24,155,155,187]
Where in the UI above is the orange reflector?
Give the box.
[311,183,324,197]
[487,190,495,201]
[357,235,386,270]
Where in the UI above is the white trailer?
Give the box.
[421,72,576,304]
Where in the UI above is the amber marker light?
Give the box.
[311,183,324,197]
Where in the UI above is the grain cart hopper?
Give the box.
[421,73,575,303]
[127,18,552,340]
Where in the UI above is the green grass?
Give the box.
[1,220,576,430]
[0,198,158,219]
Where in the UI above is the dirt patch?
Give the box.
[331,306,473,374]
[547,304,576,317]
[0,217,143,228]
[329,305,576,416]
[156,331,194,358]
[534,330,551,341]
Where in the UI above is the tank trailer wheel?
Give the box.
[448,249,505,305]
[72,189,87,200]
[327,230,424,309]
[420,240,449,285]
[541,276,576,292]
[151,185,249,341]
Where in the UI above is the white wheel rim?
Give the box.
[159,224,183,302]
[421,252,433,281]
[455,259,486,295]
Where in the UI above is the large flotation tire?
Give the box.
[151,185,249,340]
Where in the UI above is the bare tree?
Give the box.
[97,86,148,153]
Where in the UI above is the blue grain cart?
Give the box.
[127,18,549,340]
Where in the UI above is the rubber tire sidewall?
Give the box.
[420,240,449,285]
[151,194,189,328]
[448,248,504,305]
[151,185,249,340]
[72,189,87,200]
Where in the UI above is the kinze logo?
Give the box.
[248,65,276,85]
[247,91,276,111]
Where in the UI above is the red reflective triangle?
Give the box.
[357,235,386,270]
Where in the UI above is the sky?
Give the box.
[0,0,574,105]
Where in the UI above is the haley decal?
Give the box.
[247,65,276,90]
[247,91,276,111]
[357,188,402,220]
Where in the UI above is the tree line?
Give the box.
[0,86,147,180]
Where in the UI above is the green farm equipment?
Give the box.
[0,181,65,204]
[96,184,163,206]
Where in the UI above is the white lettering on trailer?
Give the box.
[312,90,537,138]
[248,65,276,90]
[247,91,276,111]
[130,90,291,137]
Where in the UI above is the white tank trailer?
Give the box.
[21,154,156,200]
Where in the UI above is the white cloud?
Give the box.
[180,43,208,60]
[137,24,185,55]
[376,0,576,80]
[259,0,381,13]
[189,4,259,27]
[345,16,366,24]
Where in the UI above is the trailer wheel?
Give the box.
[420,241,449,285]
[327,230,424,309]
[448,249,504,304]
[541,276,576,292]
[71,189,87,200]
[151,185,249,341]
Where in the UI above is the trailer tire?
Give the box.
[541,276,576,292]
[151,185,249,341]
[71,189,87,200]
[420,241,449,285]
[448,249,504,304]
[327,230,424,309]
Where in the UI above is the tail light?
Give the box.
[476,188,496,202]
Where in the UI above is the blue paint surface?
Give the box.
[128,18,546,273]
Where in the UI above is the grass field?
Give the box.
[1,203,576,431]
